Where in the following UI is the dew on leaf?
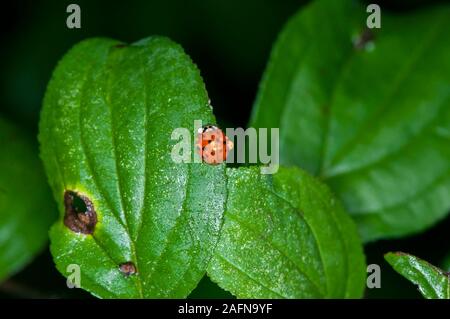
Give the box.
[119,261,137,276]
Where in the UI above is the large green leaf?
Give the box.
[39,37,226,298]
[0,118,56,281]
[250,0,450,241]
[385,252,450,299]
[207,166,366,298]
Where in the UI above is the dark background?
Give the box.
[0,0,449,299]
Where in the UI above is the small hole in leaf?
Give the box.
[64,190,97,235]
[119,262,137,276]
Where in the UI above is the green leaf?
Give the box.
[207,166,366,298]
[0,118,56,281]
[250,0,450,242]
[385,252,450,299]
[39,37,226,298]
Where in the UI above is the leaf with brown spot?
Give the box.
[63,191,97,234]
[250,0,450,242]
[39,37,226,298]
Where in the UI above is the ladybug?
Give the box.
[196,125,233,165]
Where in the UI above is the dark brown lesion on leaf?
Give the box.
[119,262,137,276]
[63,190,97,234]
[353,29,375,50]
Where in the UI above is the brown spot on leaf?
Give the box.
[353,29,375,50]
[119,262,137,276]
[63,191,97,234]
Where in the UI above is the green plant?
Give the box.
[385,252,449,299]
[1,0,450,299]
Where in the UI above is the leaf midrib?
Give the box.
[351,167,450,216]
[263,185,327,296]
[322,12,447,177]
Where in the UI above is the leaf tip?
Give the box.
[353,28,375,51]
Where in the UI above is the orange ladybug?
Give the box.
[196,125,233,165]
